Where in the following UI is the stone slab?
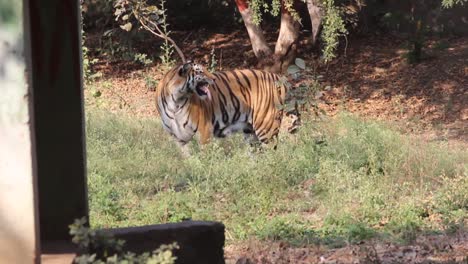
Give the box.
[103,221,226,264]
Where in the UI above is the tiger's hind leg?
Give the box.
[253,109,282,151]
[283,107,301,134]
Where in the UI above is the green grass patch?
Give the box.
[86,109,467,245]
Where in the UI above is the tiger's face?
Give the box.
[172,61,215,101]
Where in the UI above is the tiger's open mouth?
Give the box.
[195,81,212,100]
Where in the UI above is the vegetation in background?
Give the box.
[86,108,467,246]
[81,11,99,82]
[156,0,175,67]
[70,217,177,264]
[320,0,348,62]
[249,0,300,24]
[80,0,468,72]
[0,0,21,28]
[372,0,468,64]
[114,0,184,65]
[441,0,467,8]
[208,47,218,73]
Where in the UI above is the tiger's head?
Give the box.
[164,61,215,101]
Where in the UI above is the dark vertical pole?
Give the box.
[23,0,41,261]
[27,0,88,240]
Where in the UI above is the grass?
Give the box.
[86,109,467,246]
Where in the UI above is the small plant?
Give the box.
[69,217,178,264]
[144,74,159,91]
[208,47,218,73]
[81,9,99,82]
[158,0,176,68]
[285,58,326,117]
[134,52,153,66]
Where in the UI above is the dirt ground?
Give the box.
[85,31,468,263]
[225,232,468,264]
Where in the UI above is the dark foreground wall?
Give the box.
[104,221,226,264]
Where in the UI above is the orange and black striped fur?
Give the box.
[156,61,299,152]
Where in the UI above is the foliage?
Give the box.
[85,107,467,245]
[321,0,348,62]
[133,52,153,66]
[249,0,300,25]
[157,0,175,67]
[81,25,99,81]
[0,0,21,27]
[248,0,348,62]
[114,0,181,65]
[81,0,115,29]
[441,0,467,8]
[368,0,467,64]
[69,217,178,264]
[285,58,326,116]
[208,47,218,73]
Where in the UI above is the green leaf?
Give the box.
[287,65,301,75]
[295,58,306,70]
[120,22,133,31]
[93,90,102,98]
[146,5,159,13]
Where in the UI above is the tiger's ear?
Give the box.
[178,61,193,76]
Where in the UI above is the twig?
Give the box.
[135,14,186,63]
[344,34,349,58]
[182,31,193,43]
[143,17,186,63]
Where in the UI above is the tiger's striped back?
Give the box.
[209,69,287,143]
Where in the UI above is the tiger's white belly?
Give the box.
[219,122,251,137]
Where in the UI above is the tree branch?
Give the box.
[135,13,186,63]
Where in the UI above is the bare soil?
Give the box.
[225,232,468,264]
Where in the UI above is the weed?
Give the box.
[144,74,159,91]
[209,47,218,73]
[133,52,153,66]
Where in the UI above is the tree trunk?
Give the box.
[235,0,272,61]
[267,3,300,73]
[306,0,322,46]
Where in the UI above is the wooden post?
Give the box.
[25,0,89,241]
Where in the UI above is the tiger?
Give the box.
[155,61,299,155]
